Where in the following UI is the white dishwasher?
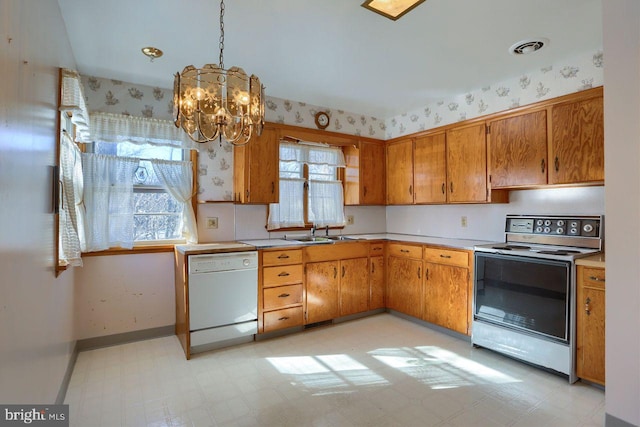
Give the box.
[188,251,258,352]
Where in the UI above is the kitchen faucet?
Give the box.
[325,225,329,237]
[310,225,316,237]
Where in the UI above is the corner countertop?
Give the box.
[575,253,606,268]
[238,234,495,250]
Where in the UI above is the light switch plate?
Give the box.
[346,215,355,225]
[206,217,219,229]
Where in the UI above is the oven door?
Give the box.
[474,252,571,343]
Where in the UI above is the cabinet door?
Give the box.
[550,95,604,184]
[369,256,385,310]
[305,261,340,324]
[414,133,447,203]
[423,263,468,334]
[234,127,279,203]
[387,256,423,318]
[361,142,386,205]
[489,110,548,188]
[576,267,606,385]
[340,258,370,316]
[446,123,487,203]
[386,139,414,205]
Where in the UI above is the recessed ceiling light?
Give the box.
[141,46,163,60]
[509,38,549,55]
[361,0,427,21]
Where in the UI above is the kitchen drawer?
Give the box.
[369,242,385,256]
[263,249,303,266]
[387,243,422,259]
[263,284,303,310]
[580,266,605,289]
[263,306,304,332]
[263,264,303,287]
[423,247,469,267]
[304,242,368,262]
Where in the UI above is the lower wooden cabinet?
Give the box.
[576,265,606,385]
[423,262,468,334]
[305,261,341,324]
[339,258,370,316]
[387,245,424,319]
[259,249,304,333]
[370,253,385,310]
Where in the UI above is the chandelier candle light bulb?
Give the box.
[173,0,264,145]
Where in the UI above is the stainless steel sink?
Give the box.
[326,235,354,241]
[286,236,333,244]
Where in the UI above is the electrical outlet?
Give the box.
[461,216,468,228]
[346,215,355,225]
[206,217,219,229]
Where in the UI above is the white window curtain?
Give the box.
[151,159,198,243]
[82,153,139,251]
[267,142,346,230]
[90,112,198,151]
[60,69,91,142]
[58,132,85,266]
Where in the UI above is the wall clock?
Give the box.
[314,111,330,130]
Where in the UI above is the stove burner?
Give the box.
[536,250,581,255]
[492,245,532,250]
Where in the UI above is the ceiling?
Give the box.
[57,0,602,119]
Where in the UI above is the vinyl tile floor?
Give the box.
[64,313,605,427]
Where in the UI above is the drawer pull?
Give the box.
[278,316,290,321]
[439,254,452,259]
[373,247,382,251]
[441,183,445,194]
[585,297,591,316]
[278,272,290,277]
[541,158,546,174]
[278,293,290,298]
[277,254,290,259]
[417,267,421,279]
[588,276,605,282]
[400,249,410,253]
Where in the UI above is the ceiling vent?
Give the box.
[509,38,549,55]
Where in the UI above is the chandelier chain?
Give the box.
[219,0,225,69]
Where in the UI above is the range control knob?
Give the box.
[536,219,544,226]
[544,226,551,233]
[544,220,552,226]
[570,221,579,228]
[535,226,543,233]
[570,228,579,234]
[557,220,565,226]
[556,228,564,234]
[583,223,594,233]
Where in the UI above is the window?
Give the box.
[268,142,346,230]
[92,141,185,243]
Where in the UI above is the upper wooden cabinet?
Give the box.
[233,127,279,204]
[487,87,604,189]
[550,93,604,185]
[386,139,415,205]
[488,109,548,188]
[446,123,488,203]
[344,141,386,205]
[414,133,447,204]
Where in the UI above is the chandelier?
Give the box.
[173,0,264,145]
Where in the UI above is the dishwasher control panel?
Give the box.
[189,251,258,274]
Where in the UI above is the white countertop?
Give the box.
[175,242,257,255]
[347,233,496,250]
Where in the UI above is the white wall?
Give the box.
[73,253,175,340]
[0,0,78,403]
[387,187,605,242]
[603,1,640,425]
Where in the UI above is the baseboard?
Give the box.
[76,325,175,351]
[606,413,639,427]
[55,341,78,405]
[388,309,471,342]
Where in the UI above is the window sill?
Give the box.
[82,245,176,257]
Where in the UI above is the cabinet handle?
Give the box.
[585,297,591,316]
[334,267,337,279]
[278,293,290,298]
[277,254,290,259]
[278,316,290,321]
[409,185,413,195]
[364,186,368,197]
[342,265,345,278]
[271,181,275,194]
[372,263,375,273]
[450,182,454,193]
[588,276,605,282]
[400,249,409,253]
[426,268,429,280]
[373,247,382,251]
[278,272,290,277]
[439,254,452,259]
[554,156,559,172]
[541,158,546,173]
[246,189,250,200]
[442,183,445,194]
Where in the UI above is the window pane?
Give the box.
[133,191,183,241]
